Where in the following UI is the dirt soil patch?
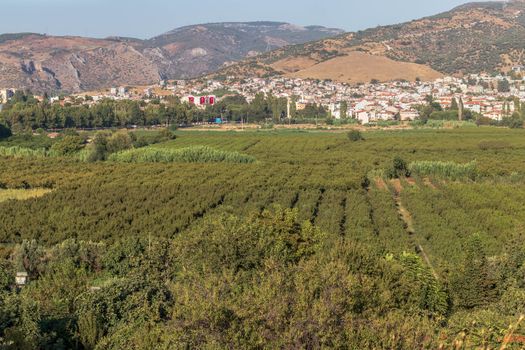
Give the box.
[423,177,437,189]
[375,178,387,191]
[389,179,403,195]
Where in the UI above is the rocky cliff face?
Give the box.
[0,23,344,93]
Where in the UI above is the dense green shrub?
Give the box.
[502,116,524,129]
[108,146,256,164]
[86,133,110,162]
[0,123,11,140]
[50,135,85,156]
[0,133,53,150]
[105,132,133,154]
[131,129,176,148]
[347,129,364,141]
[387,156,411,178]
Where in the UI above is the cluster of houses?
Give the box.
[2,72,525,123]
[157,74,523,123]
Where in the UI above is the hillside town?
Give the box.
[1,72,524,124]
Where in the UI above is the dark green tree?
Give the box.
[340,101,348,119]
[0,122,12,140]
[450,98,459,111]
[50,135,84,156]
[453,234,497,309]
[498,79,510,93]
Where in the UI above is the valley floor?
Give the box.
[1,127,525,348]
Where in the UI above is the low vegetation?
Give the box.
[478,140,512,151]
[347,129,364,141]
[108,145,256,164]
[386,156,411,179]
[409,160,479,180]
[0,146,56,159]
[0,129,524,348]
[0,129,177,164]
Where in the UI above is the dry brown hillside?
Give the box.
[0,23,343,93]
[211,1,525,83]
[279,52,443,83]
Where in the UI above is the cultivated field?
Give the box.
[1,127,525,348]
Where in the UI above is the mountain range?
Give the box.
[0,23,343,93]
[212,1,525,84]
[4,1,525,93]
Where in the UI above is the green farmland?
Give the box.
[1,128,525,348]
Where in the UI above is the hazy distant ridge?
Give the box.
[0,22,344,93]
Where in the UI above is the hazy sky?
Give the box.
[1,0,500,39]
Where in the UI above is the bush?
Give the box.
[132,130,176,148]
[158,128,176,141]
[508,119,524,129]
[50,135,84,156]
[0,123,12,140]
[86,133,110,162]
[106,132,133,154]
[347,130,364,142]
[501,115,524,129]
[0,133,53,150]
[387,156,411,179]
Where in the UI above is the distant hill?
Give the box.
[0,23,344,93]
[210,1,525,83]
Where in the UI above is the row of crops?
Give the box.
[1,128,525,348]
[2,129,525,248]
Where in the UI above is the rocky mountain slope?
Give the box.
[211,1,525,83]
[0,23,343,93]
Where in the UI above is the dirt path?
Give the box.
[405,177,416,186]
[423,177,437,190]
[416,244,439,280]
[375,178,387,191]
[389,180,439,280]
[390,179,403,195]
[398,204,415,234]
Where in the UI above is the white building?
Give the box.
[400,110,420,121]
[118,87,128,96]
[0,88,15,103]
